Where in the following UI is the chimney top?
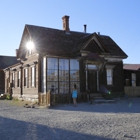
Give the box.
[15,49,19,58]
[62,15,70,32]
[97,32,100,35]
[84,24,87,33]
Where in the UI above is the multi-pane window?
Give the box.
[47,58,58,93]
[17,71,20,87]
[31,67,35,87]
[42,57,46,93]
[132,73,136,87]
[106,68,113,85]
[24,69,28,87]
[46,58,80,94]
[70,59,80,93]
[59,59,69,94]
[12,72,15,87]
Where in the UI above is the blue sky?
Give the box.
[0,0,140,64]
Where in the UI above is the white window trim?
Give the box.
[24,68,28,87]
[106,68,113,85]
[12,72,15,87]
[31,66,35,87]
[131,73,136,87]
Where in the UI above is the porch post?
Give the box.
[97,70,99,91]
[20,67,23,96]
[8,68,10,94]
[86,63,88,90]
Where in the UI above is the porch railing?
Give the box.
[39,91,87,106]
[39,90,51,107]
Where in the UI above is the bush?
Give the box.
[6,94,12,100]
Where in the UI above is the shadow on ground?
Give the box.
[0,116,112,140]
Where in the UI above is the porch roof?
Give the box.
[81,53,105,63]
[123,64,140,71]
[0,55,19,69]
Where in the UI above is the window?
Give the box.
[17,71,20,87]
[12,72,15,87]
[26,41,34,55]
[106,68,113,85]
[46,58,80,94]
[29,49,32,55]
[132,73,136,87]
[70,59,80,93]
[42,57,46,93]
[47,58,58,93]
[86,64,97,70]
[24,69,28,87]
[59,59,69,94]
[31,67,35,87]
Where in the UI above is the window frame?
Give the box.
[17,70,21,87]
[12,72,15,88]
[47,58,58,94]
[131,73,136,87]
[31,66,35,87]
[59,58,69,94]
[46,58,80,94]
[24,68,28,87]
[106,68,113,85]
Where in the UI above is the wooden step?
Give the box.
[87,93,114,104]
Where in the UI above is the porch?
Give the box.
[39,91,87,107]
[39,90,108,107]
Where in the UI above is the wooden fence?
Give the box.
[39,90,51,107]
[124,86,140,97]
[38,91,87,106]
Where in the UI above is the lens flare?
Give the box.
[108,91,111,94]
[26,41,34,49]
[129,102,132,107]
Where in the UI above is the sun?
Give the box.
[26,41,34,50]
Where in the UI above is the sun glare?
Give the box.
[26,41,34,49]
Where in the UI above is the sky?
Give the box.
[0,0,140,64]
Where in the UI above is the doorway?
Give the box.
[87,70,97,93]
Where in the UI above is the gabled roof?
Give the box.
[18,24,128,59]
[25,25,88,57]
[99,35,127,57]
[123,64,140,71]
[75,33,110,54]
[0,55,20,69]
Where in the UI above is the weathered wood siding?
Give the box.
[124,70,140,86]
[39,90,51,106]
[102,61,124,94]
[124,86,140,97]
[0,69,4,93]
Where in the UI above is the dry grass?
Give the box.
[7,99,38,107]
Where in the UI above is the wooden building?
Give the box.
[0,55,19,94]
[123,64,140,86]
[4,15,128,103]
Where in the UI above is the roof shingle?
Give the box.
[19,24,128,59]
[123,64,140,71]
[0,56,19,69]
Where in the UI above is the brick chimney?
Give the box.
[62,15,70,32]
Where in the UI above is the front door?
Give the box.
[88,70,97,93]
